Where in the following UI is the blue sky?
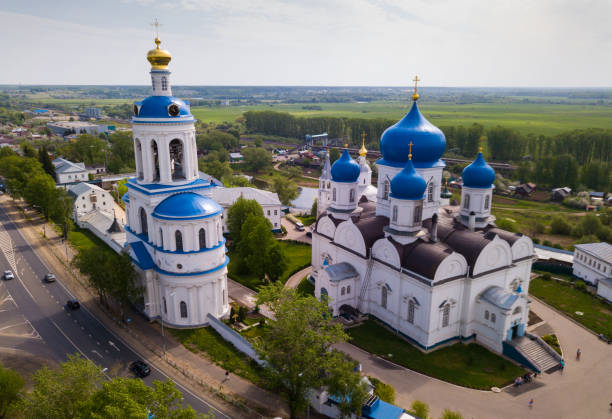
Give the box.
[2,0,611,86]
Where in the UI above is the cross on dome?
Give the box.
[408,141,413,159]
[359,132,368,157]
[412,75,420,101]
[151,18,162,39]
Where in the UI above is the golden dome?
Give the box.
[359,132,368,157]
[147,38,172,70]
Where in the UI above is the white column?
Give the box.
[159,138,171,183]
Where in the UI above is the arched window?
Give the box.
[163,297,167,314]
[169,139,184,180]
[175,230,183,252]
[491,313,496,323]
[383,180,390,200]
[408,300,415,324]
[347,285,351,294]
[442,304,450,327]
[392,205,398,222]
[139,207,148,238]
[341,287,346,296]
[484,194,490,210]
[135,139,143,179]
[151,140,160,181]
[327,181,330,189]
[199,228,206,250]
[381,286,388,309]
[484,310,489,320]
[332,188,337,201]
[180,301,188,318]
[428,182,434,202]
[464,194,470,209]
[349,189,355,202]
[159,228,163,248]
[161,76,168,91]
[320,287,328,301]
[413,205,422,223]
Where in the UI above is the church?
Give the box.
[313,88,535,354]
[123,36,229,327]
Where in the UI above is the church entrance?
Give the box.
[510,324,519,340]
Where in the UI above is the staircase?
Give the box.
[508,334,562,373]
[357,255,374,312]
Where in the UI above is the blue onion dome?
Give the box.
[331,149,360,183]
[379,102,446,167]
[390,158,426,200]
[134,96,192,119]
[462,152,495,188]
[152,192,222,220]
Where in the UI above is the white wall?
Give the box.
[597,280,612,302]
[573,250,610,285]
[73,189,112,218]
[58,171,88,184]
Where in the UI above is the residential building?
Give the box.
[551,187,571,201]
[572,242,612,285]
[211,187,282,233]
[52,157,89,184]
[67,183,113,219]
[47,121,110,137]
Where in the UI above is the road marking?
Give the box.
[97,341,100,345]
[81,326,85,330]
[91,350,103,359]
[108,341,120,352]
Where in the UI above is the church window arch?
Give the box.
[199,228,206,250]
[408,300,415,324]
[392,205,398,222]
[442,304,450,327]
[180,301,188,318]
[381,286,388,309]
[383,180,390,200]
[327,181,330,189]
[151,140,160,181]
[139,207,148,239]
[159,228,164,248]
[135,139,143,179]
[484,310,489,320]
[341,287,346,296]
[175,230,183,252]
[347,285,351,294]
[484,194,490,210]
[428,182,434,202]
[349,189,355,203]
[169,139,185,180]
[163,297,167,314]
[491,313,496,323]
[464,194,470,209]
[161,76,168,91]
[332,188,336,202]
[413,205,422,223]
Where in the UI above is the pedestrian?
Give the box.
[529,399,534,409]
[576,348,581,360]
[225,370,230,381]
[560,359,565,373]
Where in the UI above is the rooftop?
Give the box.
[210,187,281,207]
[574,242,612,262]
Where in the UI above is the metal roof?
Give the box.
[324,262,359,282]
[480,286,519,310]
[210,187,281,207]
[574,242,612,262]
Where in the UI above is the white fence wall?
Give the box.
[206,313,264,365]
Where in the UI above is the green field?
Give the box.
[191,101,612,136]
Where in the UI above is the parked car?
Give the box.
[66,299,80,310]
[296,223,305,232]
[43,273,56,283]
[3,270,13,280]
[306,231,312,238]
[129,360,151,378]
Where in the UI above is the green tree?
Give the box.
[255,283,357,419]
[439,409,464,419]
[311,198,318,218]
[410,400,430,419]
[24,173,57,220]
[0,364,24,419]
[325,353,368,418]
[329,148,341,164]
[22,354,104,419]
[238,214,273,278]
[0,155,44,199]
[264,241,288,282]
[226,197,265,244]
[38,145,56,178]
[21,142,37,158]
[242,147,272,172]
[58,134,108,165]
[199,157,232,183]
[550,216,572,235]
[271,175,299,205]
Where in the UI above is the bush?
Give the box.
[550,216,572,235]
[574,281,587,292]
[496,218,517,232]
[237,306,247,323]
[440,409,464,419]
[368,376,395,404]
[541,272,552,281]
[410,400,430,419]
[532,237,540,244]
[543,240,552,247]
[552,243,563,249]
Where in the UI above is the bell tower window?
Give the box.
[161,76,168,91]
[428,183,434,202]
[464,194,470,209]
[169,139,185,180]
[484,194,490,210]
[383,180,390,200]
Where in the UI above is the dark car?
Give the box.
[66,299,80,310]
[306,231,312,238]
[129,360,151,378]
[43,273,56,283]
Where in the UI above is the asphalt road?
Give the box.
[0,206,231,419]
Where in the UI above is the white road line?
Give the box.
[109,341,120,352]
[91,350,103,359]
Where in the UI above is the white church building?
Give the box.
[123,37,229,327]
[313,90,537,354]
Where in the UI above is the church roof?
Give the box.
[575,242,612,262]
[462,152,495,189]
[152,192,223,220]
[331,149,360,183]
[480,286,519,310]
[211,187,280,207]
[135,95,192,119]
[129,241,154,270]
[324,262,359,282]
[389,237,453,279]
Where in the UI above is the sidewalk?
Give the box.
[1,197,288,419]
[284,266,312,290]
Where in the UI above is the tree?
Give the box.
[550,216,572,235]
[329,148,340,164]
[255,283,359,419]
[238,214,274,278]
[22,354,104,419]
[264,241,288,282]
[271,175,299,205]
[410,400,430,419]
[38,145,56,178]
[199,157,232,183]
[226,197,265,244]
[0,364,24,419]
[21,142,37,158]
[311,198,318,218]
[325,353,368,418]
[24,173,57,220]
[242,147,272,173]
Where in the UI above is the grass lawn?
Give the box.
[228,240,311,291]
[171,327,267,387]
[296,215,316,226]
[346,320,525,389]
[296,277,314,296]
[529,277,612,337]
[64,221,117,259]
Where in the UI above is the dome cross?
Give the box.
[151,18,162,39]
[412,75,420,101]
[408,141,413,160]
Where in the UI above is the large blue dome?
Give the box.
[135,96,192,119]
[390,159,426,200]
[462,152,495,188]
[379,102,446,168]
[152,192,222,220]
[331,149,360,183]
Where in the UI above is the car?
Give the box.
[296,224,305,232]
[66,299,80,310]
[129,360,151,378]
[3,270,13,280]
[43,273,56,283]
[306,231,312,238]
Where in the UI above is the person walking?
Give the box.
[529,399,534,409]
[576,348,581,360]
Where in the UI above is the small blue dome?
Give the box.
[331,149,360,183]
[153,192,222,220]
[462,152,495,189]
[379,102,446,167]
[135,96,192,119]
[390,159,427,200]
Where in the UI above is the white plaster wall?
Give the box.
[73,189,113,217]
[417,166,443,221]
[597,281,612,302]
[58,171,88,184]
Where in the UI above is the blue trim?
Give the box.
[126,226,225,254]
[534,243,574,255]
[132,119,195,124]
[155,256,229,277]
[389,193,424,201]
[152,209,222,221]
[126,178,213,196]
[377,158,446,169]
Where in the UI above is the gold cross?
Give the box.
[361,131,366,142]
[408,141,413,159]
[151,18,162,38]
[412,75,420,101]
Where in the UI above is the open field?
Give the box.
[191,101,612,136]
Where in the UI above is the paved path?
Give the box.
[280,217,311,244]
[284,266,312,289]
[340,298,612,419]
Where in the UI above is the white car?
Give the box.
[3,270,14,280]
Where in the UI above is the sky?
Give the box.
[2,0,611,87]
